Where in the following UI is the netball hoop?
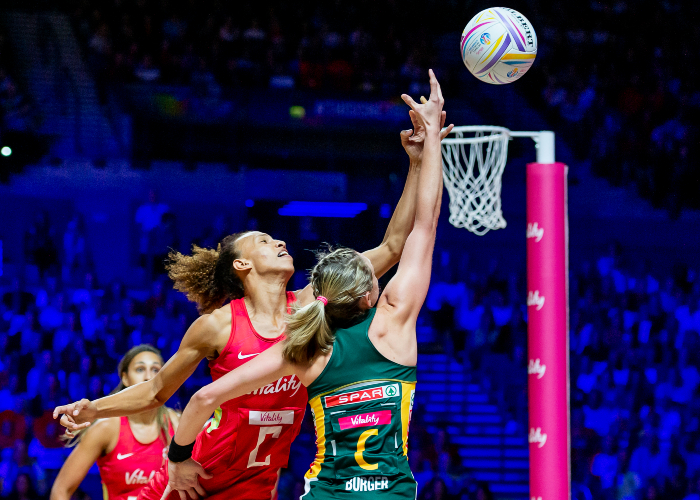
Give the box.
[442,126,572,500]
[440,126,555,236]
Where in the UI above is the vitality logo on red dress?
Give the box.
[249,410,295,426]
[125,469,155,485]
[338,411,391,430]
[325,384,399,408]
[247,374,303,397]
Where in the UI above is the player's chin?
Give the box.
[275,258,295,272]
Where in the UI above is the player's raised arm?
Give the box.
[296,107,453,307]
[362,109,453,279]
[380,69,446,324]
[53,314,218,431]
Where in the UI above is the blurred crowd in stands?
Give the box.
[414,240,700,500]
[523,1,700,215]
[3,203,700,499]
[0,27,34,133]
[58,0,699,214]
[65,0,434,97]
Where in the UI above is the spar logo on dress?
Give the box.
[338,410,391,430]
[527,291,545,310]
[526,222,544,242]
[125,469,155,485]
[248,374,303,397]
[325,383,399,408]
[528,358,546,379]
[529,427,547,448]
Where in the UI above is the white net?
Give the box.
[441,126,510,236]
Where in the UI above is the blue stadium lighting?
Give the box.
[0,146,11,157]
[278,201,367,218]
[245,199,254,207]
[379,203,391,219]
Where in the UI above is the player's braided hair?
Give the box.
[283,246,373,364]
[165,233,247,314]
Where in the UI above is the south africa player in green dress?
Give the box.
[302,308,417,497]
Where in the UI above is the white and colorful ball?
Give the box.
[460,7,537,85]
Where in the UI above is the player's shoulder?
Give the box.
[181,303,232,354]
[80,417,121,448]
[188,305,231,338]
[91,416,122,432]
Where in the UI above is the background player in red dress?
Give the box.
[53,117,450,500]
[51,345,178,500]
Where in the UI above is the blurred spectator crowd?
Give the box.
[424,242,700,500]
[60,0,700,213]
[66,0,434,97]
[3,205,700,499]
[0,27,34,133]
[527,0,700,215]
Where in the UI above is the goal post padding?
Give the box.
[526,161,571,500]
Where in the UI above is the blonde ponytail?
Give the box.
[283,247,373,364]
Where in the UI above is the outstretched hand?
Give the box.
[401,69,446,133]
[53,399,98,434]
[400,109,454,163]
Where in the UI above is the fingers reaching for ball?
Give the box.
[401,70,445,132]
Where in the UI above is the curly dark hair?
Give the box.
[165,232,248,314]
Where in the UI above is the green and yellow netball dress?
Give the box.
[302,308,417,499]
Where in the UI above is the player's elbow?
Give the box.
[50,484,72,500]
[150,380,170,408]
[413,215,438,234]
[192,385,220,411]
[383,239,404,264]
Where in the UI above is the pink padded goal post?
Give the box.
[526,161,571,500]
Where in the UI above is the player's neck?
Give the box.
[243,274,289,323]
[128,407,160,426]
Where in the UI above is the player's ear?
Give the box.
[361,291,372,309]
[233,258,251,272]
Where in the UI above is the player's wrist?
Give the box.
[423,120,442,133]
[168,437,196,463]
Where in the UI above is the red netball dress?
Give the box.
[139,292,308,500]
[97,416,173,500]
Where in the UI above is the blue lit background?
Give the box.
[1,1,699,500]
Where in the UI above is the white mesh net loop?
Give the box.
[441,126,510,236]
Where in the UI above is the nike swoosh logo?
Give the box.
[117,453,134,460]
[238,352,260,359]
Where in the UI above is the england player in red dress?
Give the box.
[50,346,178,500]
[54,115,447,500]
